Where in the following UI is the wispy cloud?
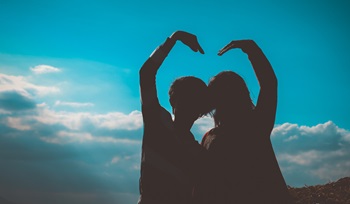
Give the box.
[40,131,141,145]
[6,117,31,130]
[193,116,214,135]
[110,156,121,164]
[55,100,94,108]
[0,73,60,98]
[30,65,61,74]
[31,105,143,131]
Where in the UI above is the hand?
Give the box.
[218,40,258,56]
[170,31,205,54]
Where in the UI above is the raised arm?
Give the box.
[139,31,204,107]
[218,40,277,135]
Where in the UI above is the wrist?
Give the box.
[149,46,167,65]
[161,37,176,52]
[149,37,176,64]
[169,31,179,41]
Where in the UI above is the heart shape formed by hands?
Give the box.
[170,30,260,57]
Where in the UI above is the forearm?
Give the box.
[250,44,278,133]
[140,37,176,75]
[139,37,176,104]
[247,44,277,89]
[139,30,202,81]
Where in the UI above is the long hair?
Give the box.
[208,71,255,127]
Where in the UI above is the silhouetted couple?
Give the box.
[138,31,292,204]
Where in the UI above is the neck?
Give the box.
[173,116,194,132]
[216,109,251,127]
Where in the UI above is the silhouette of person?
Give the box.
[138,31,210,204]
[192,40,292,204]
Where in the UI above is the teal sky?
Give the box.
[1,1,350,204]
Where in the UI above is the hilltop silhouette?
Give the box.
[288,177,350,204]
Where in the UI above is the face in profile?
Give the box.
[209,71,253,112]
[169,76,210,121]
[208,71,254,126]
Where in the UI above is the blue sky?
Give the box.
[0,0,350,204]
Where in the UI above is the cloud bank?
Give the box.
[271,121,350,186]
[55,100,94,108]
[1,72,349,204]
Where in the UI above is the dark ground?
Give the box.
[288,177,350,204]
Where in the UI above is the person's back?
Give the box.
[192,39,292,204]
[138,30,209,204]
[140,105,193,203]
[200,121,291,203]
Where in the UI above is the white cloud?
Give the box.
[193,116,214,134]
[57,131,94,143]
[91,111,143,130]
[40,131,141,145]
[284,135,298,142]
[109,155,138,164]
[130,164,140,170]
[6,117,31,131]
[272,123,301,138]
[55,100,94,108]
[0,99,143,144]
[32,106,142,131]
[107,155,141,170]
[277,150,344,166]
[185,116,215,142]
[271,121,350,186]
[37,102,47,107]
[30,64,61,74]
[338,128,350,143]
[272,121,350,151]
[273,121,346,139]
[0,73,59,97]
[111,156,121,164]
[0,109,11,114]
[311,161,350,181]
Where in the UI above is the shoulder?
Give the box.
[159,107,174,130]
[142,104,173,129]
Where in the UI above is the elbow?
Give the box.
[272,75,278,88]
[260,75,277,90]
[139,64,149,81]
[139,66,148,86]
[269,69,278,89]
[139,68,144,83]
[139,66,146,77]
[269,77,278,92]
[139,59,154,78]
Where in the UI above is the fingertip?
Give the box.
[190,47,198,52]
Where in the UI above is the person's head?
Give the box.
[208,71,255,126]
[169,76,210,123]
